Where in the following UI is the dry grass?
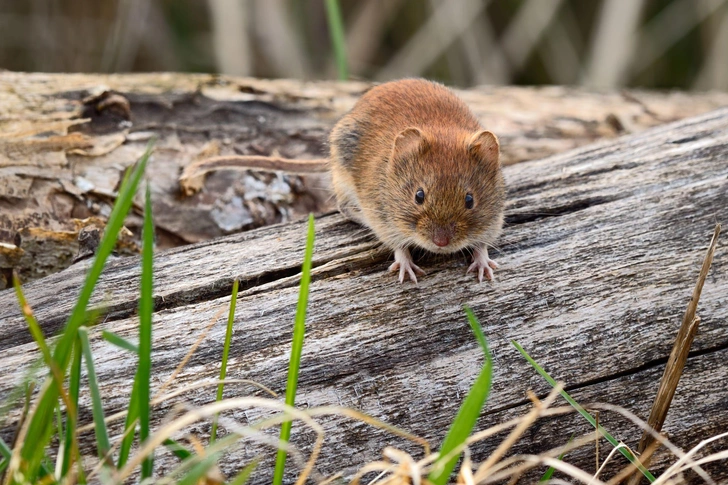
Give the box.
[84,382,726,484]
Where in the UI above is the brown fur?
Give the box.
[329,78,505,254]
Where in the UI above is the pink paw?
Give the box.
[467,246,499,282]
[389,248,426,283]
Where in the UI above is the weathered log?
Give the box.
[0,98,727,481]
[2,72,728,288]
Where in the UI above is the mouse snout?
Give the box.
[432,224,455,247]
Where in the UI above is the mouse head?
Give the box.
[382,127,505,253]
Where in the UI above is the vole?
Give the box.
[180,79,505,283]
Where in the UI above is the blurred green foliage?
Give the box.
[0,0,726,90]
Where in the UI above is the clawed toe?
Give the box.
[389,260,425,283]
[390,248,425,283]
[468,246,498,282]
[467,261,495,282]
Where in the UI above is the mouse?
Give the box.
[180,78,505,283]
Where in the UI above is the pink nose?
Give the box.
[433,235,449,247]
[433,230,451,247]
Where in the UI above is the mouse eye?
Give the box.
[465,193,474,209]
[415,188,425,205]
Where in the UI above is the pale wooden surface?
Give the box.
[0,104,726,482]
[2,72,728,288]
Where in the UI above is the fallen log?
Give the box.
[2,72,728,288]
[0,100,727,482]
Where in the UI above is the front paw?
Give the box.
[467,247,499,282]
[389,248,426,283]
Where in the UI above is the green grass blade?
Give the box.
[18,140,154,480]
[0,437,10,458]
[539,433,574,481]
[428,307,493,485]
[0,437,11,474]
[54,401,63,473]
[78,328,112,466]
[211,278,239,443]
[76,464,87,485]
[227,458,260,485]
[55,401,63,445]
[14,275,76,482]
[272,214,315,485]
[138,183,155,479]
[14,277,69,481]
[512,340,656,482]
[324,0,348,80]
[117,374,140,468]
[101,331,138,354]
[13,276,53,369]
[176,453,222,485]
[54,140,152,368]
[61,337,83,477]
[162,439,192,461]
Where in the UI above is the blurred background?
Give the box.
[1,0,727,89]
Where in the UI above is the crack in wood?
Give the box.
[505,195,620,225]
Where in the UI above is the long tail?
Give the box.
[180,155,329,181]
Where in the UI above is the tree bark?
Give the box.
[0,100,726,482]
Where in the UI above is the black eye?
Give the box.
[465,193,474,209]
[415,188,425,205]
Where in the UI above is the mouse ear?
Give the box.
[467,130,500,168]
[392,127,429,159]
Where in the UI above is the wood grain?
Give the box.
[0,103,727,482]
